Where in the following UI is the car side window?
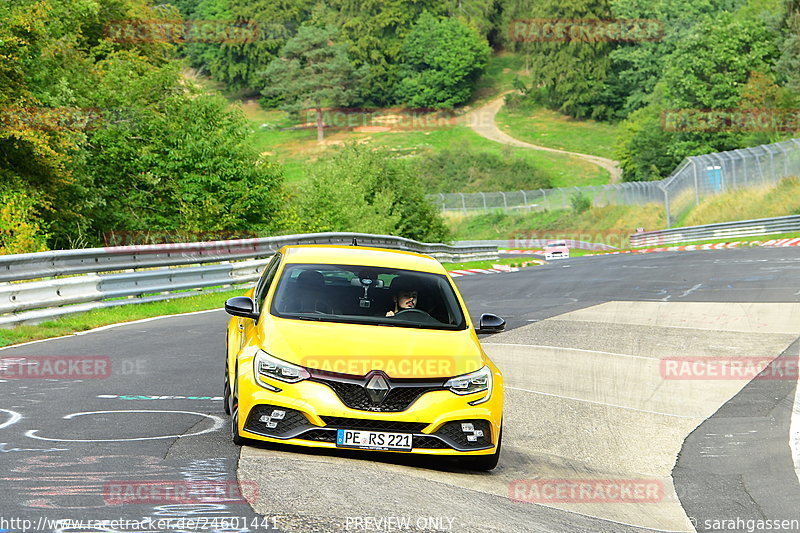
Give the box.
[254,253,281,312]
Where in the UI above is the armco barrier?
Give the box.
[629,215,800,247]
[0,233,497,327]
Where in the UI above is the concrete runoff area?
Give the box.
[240,301,800,532]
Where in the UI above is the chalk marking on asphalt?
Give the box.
[679,284,702,298]
[506,386,702,419]
[24,410,224,442]
[482,342,658,361]
[0,409,22,429]
[0,308,222,352]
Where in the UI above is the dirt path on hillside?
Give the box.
[465,93,623,183]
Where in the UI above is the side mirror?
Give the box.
[476,313,505,334]
[225,296,259,320]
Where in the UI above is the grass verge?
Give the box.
[495,105,619,162]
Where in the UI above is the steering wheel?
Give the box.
[394,308,430,317]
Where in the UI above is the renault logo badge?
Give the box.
[365,374,390,404]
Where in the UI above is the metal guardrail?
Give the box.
[0,232,498,327]
[629,215,800,247]
[0,232,496,283]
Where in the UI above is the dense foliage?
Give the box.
[295,144,450,243]
[413,146,552,193]
[395,13,491,109]
[177,0,799,184]
[4,0,800,254]
[261,25,362,141]
[0,0,285,250]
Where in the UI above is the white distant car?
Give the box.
[543,241,570,260]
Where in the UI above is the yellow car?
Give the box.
[223,245,506,470]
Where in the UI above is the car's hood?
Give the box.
[261,317,484,379]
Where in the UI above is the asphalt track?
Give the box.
[1,247,799,533]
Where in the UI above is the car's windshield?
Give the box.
[270,263,466,330]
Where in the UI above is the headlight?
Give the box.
[254,350,310,390]
[444,365,492,404]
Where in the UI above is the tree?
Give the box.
[262,25,361,142]
[395,13,491,109]
[296,144,450,242]
[614,86,682,181]
[316,0,447,105]
[776,0,800,92]
[182,0,314,91]
[80,57,285,239]
[499,0,617,119]
[604,0,737,119]
[616,13,781,181]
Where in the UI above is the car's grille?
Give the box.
[321,416,428,433]
[244,404,310,438]
[413,435,449,449]
[312,374,443,412]
[434,420,492,449]
[298,429,337,443]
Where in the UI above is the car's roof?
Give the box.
[277,245,447,274]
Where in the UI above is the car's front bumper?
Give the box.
[236,375,503,456]
[544,252,570,260]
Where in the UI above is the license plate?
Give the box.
[336,429,413,451]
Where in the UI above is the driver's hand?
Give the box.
[385,311,395,317]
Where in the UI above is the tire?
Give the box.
[223,337,232,415]
[231,397,246,446]
[223,365,232,415]
[462,427,502,471]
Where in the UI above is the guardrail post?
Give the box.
[500,191,508,212]
[520,190,527,211]
[661,184,671,228]
[459,192,466,213]
[765,145,776,183]
[438,193,445,213]
[690,157,699,205]
[744,147,763,186]
[479,192,487,212]
[540,188,546,210]
[775,143,788,176]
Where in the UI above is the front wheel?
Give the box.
[461,427,502,471]
[223,365,232,415]
[231,399,246,446]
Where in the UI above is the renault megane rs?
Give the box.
[224,245,505,470]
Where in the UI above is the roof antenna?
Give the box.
[352,238,358,246]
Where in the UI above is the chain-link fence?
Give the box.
[659,139,800,226]
[427,138,800,228]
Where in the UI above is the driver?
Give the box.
[386,280,418,317]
